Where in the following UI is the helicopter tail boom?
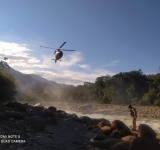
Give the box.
[52,59,57,63]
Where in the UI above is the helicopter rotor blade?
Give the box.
[40,46,57,49]
[40,46,76,51]
[59,42,66,48]
[61,49,76,51]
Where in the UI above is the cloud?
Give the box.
[55,52,83,67]
[0,41,31,54]
[20,70,84,85]
[0,41,40,68]
[0,41,117,85]
[0,40,84,70]
[39,51,85,71]
[102,60,120,67]
[78,64,90,69]
[20,69,115,86]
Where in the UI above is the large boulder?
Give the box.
[93,133,107,141]
[100,125,111,136]
[137,124,157,140]
[79,116,92,123]
[68,113,79,121]
[47,106,57,113]
[3,101,28,112]
[31,106,45,112]
[98,120,111,128]
[90,138,122,149]
[129,137,160,150]
[28,110,54,118]
[45,116,57,125]
[25,116,45,131]
[103,129,111,136]
[112,141,130,150]
[5,111,25,120]
[121,135,136,142]
[110,130,121,138]
[110,120,131,137]
[56,110,68,118]
[100,125,111,131]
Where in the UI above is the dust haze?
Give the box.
[15,84,160,134]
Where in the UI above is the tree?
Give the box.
[141,73,160,105]
[101,70,148,104]
[0,69,17,103]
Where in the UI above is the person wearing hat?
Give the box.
[128,104,137,130]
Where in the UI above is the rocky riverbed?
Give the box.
[48,102,160,118]
[46,102,160,132]
[0,101,160,150]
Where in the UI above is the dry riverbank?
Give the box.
[47,102,160,118]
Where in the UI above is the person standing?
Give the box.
[128,104,137,130]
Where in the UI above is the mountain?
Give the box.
[29,74,74,88]
[0,61,74,94]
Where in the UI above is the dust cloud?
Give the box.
[49,101,160,133]
[16,86,160,134]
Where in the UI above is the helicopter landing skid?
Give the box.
[51,59,61,62]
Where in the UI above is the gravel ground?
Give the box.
[0,118,93,150]
[49,102,160,118]
[0,102,95,150]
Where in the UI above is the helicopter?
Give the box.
[40,42,76,63]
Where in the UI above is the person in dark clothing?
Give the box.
[128,104,137,130]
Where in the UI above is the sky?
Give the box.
[0,0,160,86]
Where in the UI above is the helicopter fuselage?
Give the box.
[55,49,63,60]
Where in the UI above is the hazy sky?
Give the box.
[0,0,160,85]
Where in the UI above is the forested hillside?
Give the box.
[17,69,160,106]
[62,69,160,105]
[0,68,17,103]
[1,64,160,106]
[61,69,159,105]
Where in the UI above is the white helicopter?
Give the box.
[40,42,76,63]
